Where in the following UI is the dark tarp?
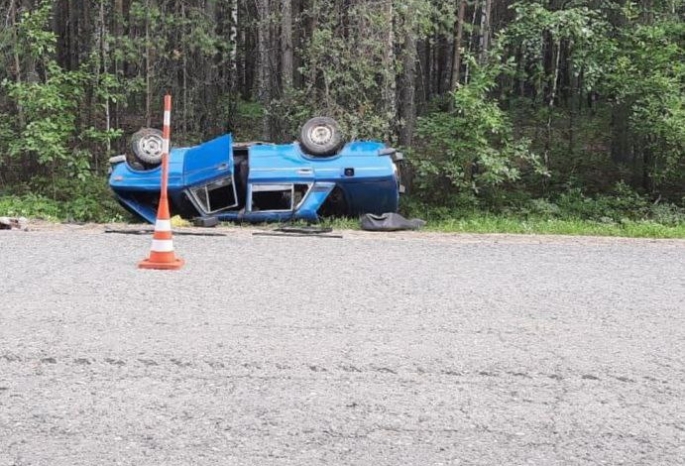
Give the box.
[360,213,426,232]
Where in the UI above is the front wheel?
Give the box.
[300,117,343,157]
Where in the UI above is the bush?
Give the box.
[412,58,544,206]
[0,177,129,223]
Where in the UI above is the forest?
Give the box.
[0,0,684,227]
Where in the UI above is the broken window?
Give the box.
[188,176,238,214]
[251,183,311,212]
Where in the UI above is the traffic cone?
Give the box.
[139,195,184,270]
[139,94,184,270]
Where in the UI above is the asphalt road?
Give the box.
[1,226,684,465]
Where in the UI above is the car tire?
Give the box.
[300,117,343,157]
[131,128,165,166]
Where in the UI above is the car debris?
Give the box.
[109,117,404,224]
[104,228,227,237]
[252,225,343,239]
[360,212,426,231]
[0,217,28,231]
[193,216,219,228]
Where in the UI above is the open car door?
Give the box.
[182,134,239,215]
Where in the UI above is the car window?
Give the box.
[251,184,294,212]
[188,176,237,214]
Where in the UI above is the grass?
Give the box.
[3,193,685,239]
[424,216,685,239]
[320,215,685,239]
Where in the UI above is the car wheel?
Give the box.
[131,128,164,166]
[300,117,343,157]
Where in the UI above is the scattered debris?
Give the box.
[253,224,342,239]
[274,225,334,235]
[0,217,28,231]
[252,232,343,239]
[360,212,426,232]
[104,228,226,237]
[193,216,219,228]
[170,215,192,228]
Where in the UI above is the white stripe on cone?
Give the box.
[155,219,172,231]
[151,239,175,252]
[163,111,171,127]
[162,139,170,155]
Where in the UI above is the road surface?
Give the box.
[1,225,684,465]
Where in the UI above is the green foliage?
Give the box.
[0,194,63,220]
[271,0,433,141]
[5,64,84,170]
[0,0,683,231]
[503,1,614,97]
[0,0,118,185]
[610,19,685,186]
[424,215,685,239]
[0,1,84,177]
[522,183,685,226]
[413,58,543,204]
[0,178,128,223]
[231,101,266,142]
[0,0,123,211]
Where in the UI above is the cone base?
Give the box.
[138,257,185,270]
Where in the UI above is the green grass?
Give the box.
[3,193,685,239]
[320,215,685,239]
[0,192,128,224]
[424,216,685,238]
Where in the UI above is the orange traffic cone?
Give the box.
[139,94,184,270]
[139,195,184,270]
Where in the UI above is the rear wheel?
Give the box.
[300,117,343,157]
[131,128,164,166]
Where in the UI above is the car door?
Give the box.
[183,134,234,186]
[246,144,316,216]
[182,134,239,214]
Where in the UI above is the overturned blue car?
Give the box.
[109,117,404,224]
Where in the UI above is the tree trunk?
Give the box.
[113,0,124,130]
[479,0,493,65]
[381,0,396,137]
[450,0,466,93]
[227,0,239,132]
[9,0,24,128]
[399,14,417,147]
[464,2,479,84]
[544,39,562,179]
[99,0,110,165]
[257,0,272,140]
[181,2,188,135]
[281,0,293,90]
[145,0,152,127]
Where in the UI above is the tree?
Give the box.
[0,0,684,211]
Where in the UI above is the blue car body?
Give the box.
[109,133,401,224]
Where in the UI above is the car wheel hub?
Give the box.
[138,135,164,158]
[310,125,332,146]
